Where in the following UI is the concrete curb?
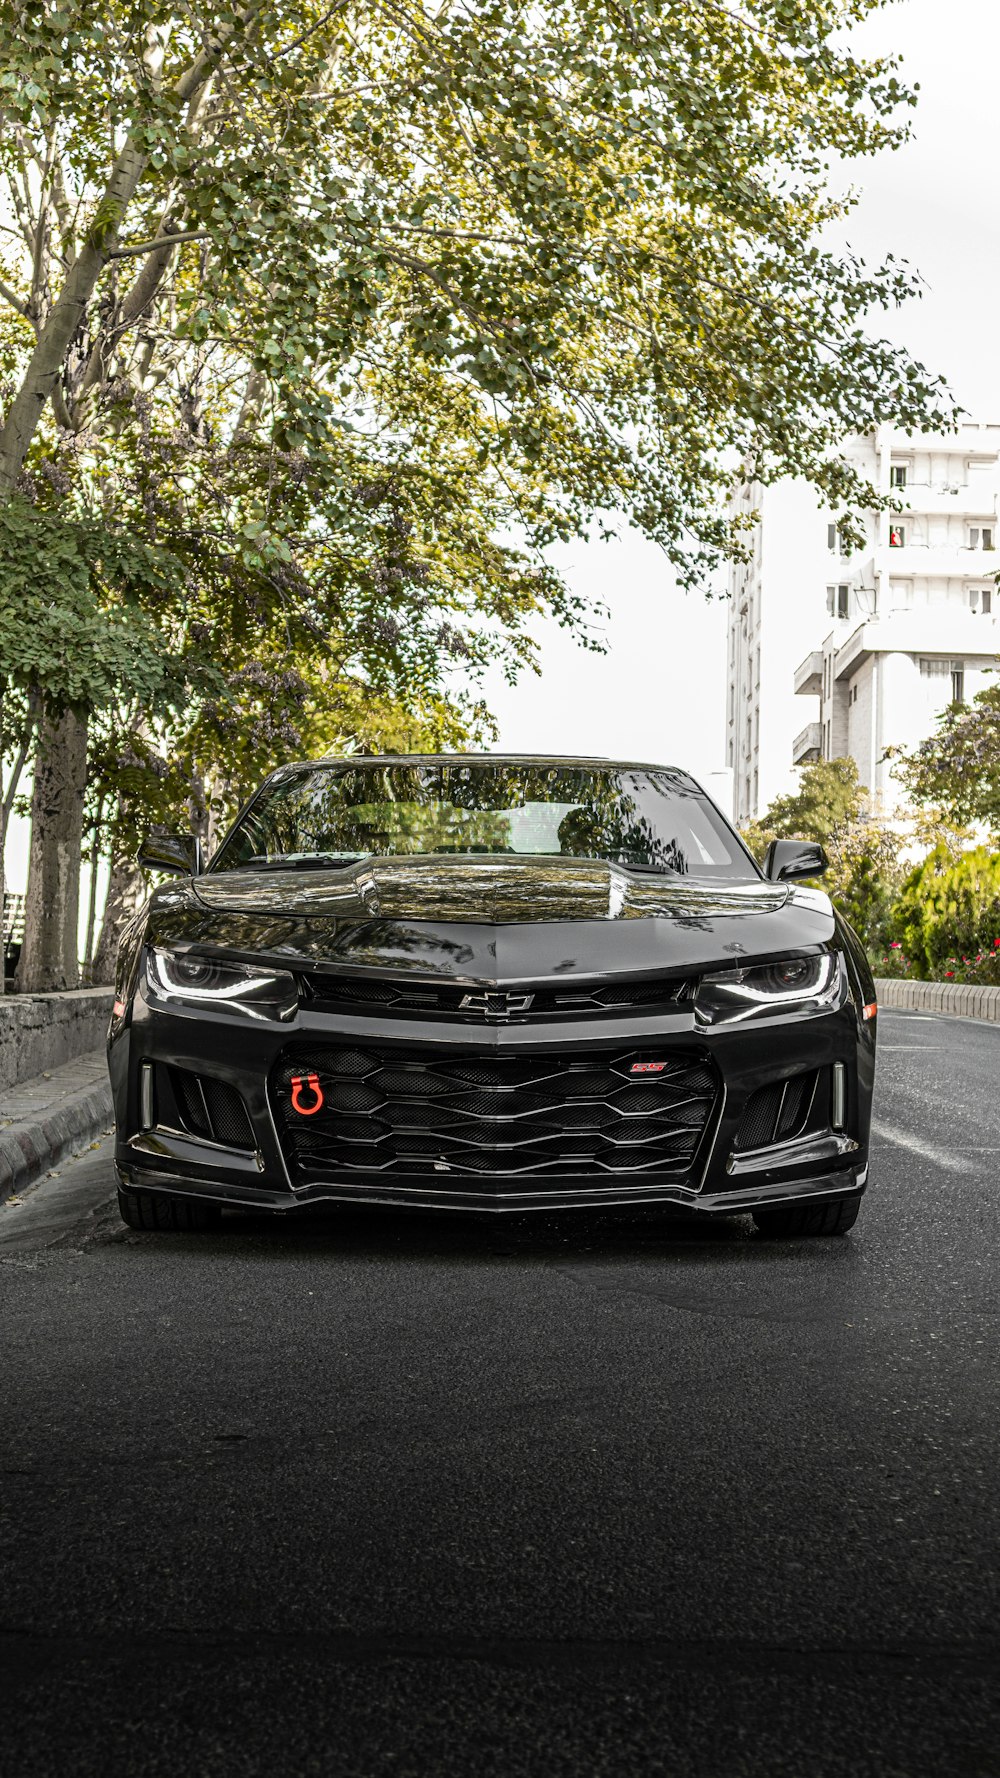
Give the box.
[875,977,1000,1023]
[0,1051,113,1202]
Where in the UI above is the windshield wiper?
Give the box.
[236,852,370,872]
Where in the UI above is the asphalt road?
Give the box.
[2,1007,999,1778]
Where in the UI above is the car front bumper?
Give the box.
[110,980,874,1218]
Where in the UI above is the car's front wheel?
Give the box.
[752,1196,861,1239]
[117,1186,222,1233]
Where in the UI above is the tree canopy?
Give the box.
[1,0,953,588]
[889,682,1000,835]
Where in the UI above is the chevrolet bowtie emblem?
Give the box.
[459,990,535,1019]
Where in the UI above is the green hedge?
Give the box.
[890,844,1000,978]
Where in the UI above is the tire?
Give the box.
[752,1196,861,1239]
[117,1185,222,1233]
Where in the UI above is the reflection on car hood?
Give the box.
[191,854,787,923]
[148,856,835,982]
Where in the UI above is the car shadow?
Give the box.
[161,1197,824,1270]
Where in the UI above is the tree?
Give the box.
[888,682,1000,835]
[0,1,953,983]
[757,758,866,848]
[748,757,902,947]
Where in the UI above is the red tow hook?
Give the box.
[290,1072,324,1116]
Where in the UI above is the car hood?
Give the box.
[144,855,836,983]
[192,854,788,923]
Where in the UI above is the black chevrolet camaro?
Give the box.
[109,755,877,1237]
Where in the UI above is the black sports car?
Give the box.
[110,755,877,1237]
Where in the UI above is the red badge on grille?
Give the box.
[631,1061,667,1074]
[290,1073,324,1115]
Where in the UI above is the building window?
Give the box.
[849,683,858,706]
[951,663,965,704]
[889,524,905,548]
[969,588,993,615]
[969,525,995,550]
[826,583,850,620]
[890,464,907,489]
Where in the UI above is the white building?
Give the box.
[724,423,1000,824]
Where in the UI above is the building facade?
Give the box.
[725,424,1000,824]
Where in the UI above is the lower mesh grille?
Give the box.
[734,1070,820,1152]
[170,1068,256,1150]
[272,1046,718,1183]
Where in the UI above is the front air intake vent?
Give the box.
[170,1068,256,1151]
[734,1071,820,1153]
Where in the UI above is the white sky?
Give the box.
[5,0,998,893]
[476,0,1000,778]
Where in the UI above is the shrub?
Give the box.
[889,844,1000,977]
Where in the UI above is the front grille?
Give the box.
[170,1067,256,1150]
[734,1070,820,1152]
[272,1046,718,1182]
[301,974,690,1022]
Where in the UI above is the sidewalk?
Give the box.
[0,1049,113,1202]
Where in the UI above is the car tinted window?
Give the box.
[212,763,758,880]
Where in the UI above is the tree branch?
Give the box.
[0,1,268,499]
[104,227,214,260]
[0,276,30,322]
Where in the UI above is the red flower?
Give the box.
[945,971,955,978]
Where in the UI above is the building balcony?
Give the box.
[877,543,998,577]
[792,722,822,765]
[832,612,1000,682]
[890,486,999,518]
[880,424,1000,456]
[793,650,823,696]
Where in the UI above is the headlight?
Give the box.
[695,953,842,1026]
[144,948,298,1021]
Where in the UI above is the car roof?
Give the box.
[276,753,688,774]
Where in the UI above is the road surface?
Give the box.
[2,1008,998,1777]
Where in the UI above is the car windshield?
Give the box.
[211,762,758,880]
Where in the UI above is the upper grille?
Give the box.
[272,1045,718,1183]
[301,974,690,1022]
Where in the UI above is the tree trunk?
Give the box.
[0,688,41,995]
[91,853,144,987]
[15,706,89,992]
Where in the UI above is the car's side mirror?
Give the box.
[763,838,828,883]
[137,832,203,877]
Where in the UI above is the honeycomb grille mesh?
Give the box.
[272,1046,718,1183]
